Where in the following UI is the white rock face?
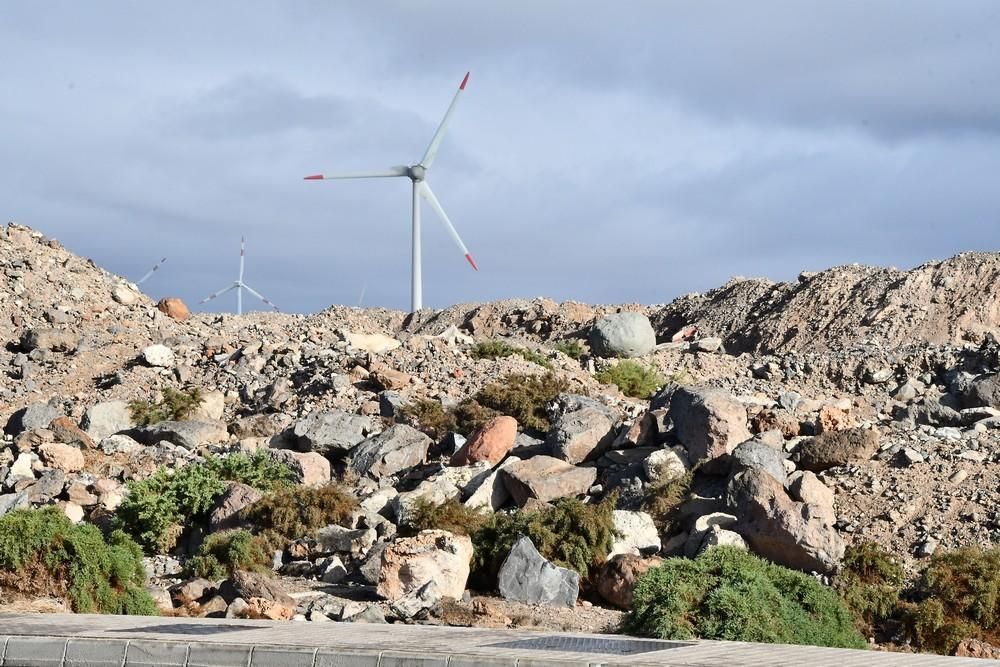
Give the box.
[142,344,175,368]
[609,510,661,557]
[345,332,401,354]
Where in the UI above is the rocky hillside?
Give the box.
[3,220,1000,655]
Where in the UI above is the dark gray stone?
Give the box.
[729,440,787,486]
[546,405,617,465]
[293,410,371,454]
[379,391,407,418]
[968,373,1000,410]
[497,536,579,607]
[350,424,431,480]
[4,400,62,436]
[0,490,30,517]
[135,420,229,449]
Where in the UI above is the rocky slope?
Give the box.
[3,220,1000,648]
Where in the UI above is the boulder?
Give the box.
[750,409,800,438]
[670,387,751,461]
[48,416,95,449]
[727,468,844,574]
[0,491,30,517]
[368,362,412,391]
[589,313,656,358]
[794,428,879,472]
[698,526,748,553]
[319,556,348,584]
[389,580,441,620]
[464,457,521,511]
[5,401,62,436]
[955,639,1000,659]
[82,400,134,441]
[816,405,856,433]
[141,344,175,368]
[451,416,517,466]
[350,424,431,481]
[136,420,229,449]
[292,410,371,454]
[643,446,690,483]
[230,571,295,607]
[265,449,331,487]
[344,332,401,354]
[156,297,190,321]
[497,536,579,607]
[377,530,472,602]
[967,373,1000,410]
[787,471,836,523]
[230,413,294,439]
[596,553,662,610]
[209,483,263,532]
[247,597,294,620]
[37,442,84,473]
[314,525,377,555]
[112,284,140,305]
[20,328,78,353]
[393,465,490,526]
[547,406,617,464]
[729,439,787,486]
[500,455,597,506]
[190,391,225,422]
[609,510,660,557]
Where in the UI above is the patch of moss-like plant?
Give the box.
[471,340,553,369]
[242,483,358,544]
[183,529,271,580]
[115,452,295,553]
[129,387,203,426]
[836,541,904,635]
[401,498,488,537]
[451,399,501,436]
[596,360,664,399]
[906,546,1000,654]
[474,371,570,433]
[0,506,157,615]
[553,339,585,360]
[398,397,458,440]
[625,546,865,649]
[470,492,618,588]
[643,470,692,533]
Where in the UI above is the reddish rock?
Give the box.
[750,409,799,438]
[377,530,472,602]
[955,638,1000,659]
[596,553,663,610]
[451,416,517,466]
[48,416,95,449]
[670,387,752,461]
[247,597,294,620]
[816,405,857,433]
[156,297,190,321]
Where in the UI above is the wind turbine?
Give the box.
[199,237,279,315]
[305,72,478,312]
[136,257,167,285]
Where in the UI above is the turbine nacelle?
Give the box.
[407,165,427,181]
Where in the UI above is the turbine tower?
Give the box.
[305,72,478,312]
[199,237,279,315]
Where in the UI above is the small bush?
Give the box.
[597,361,664,399]
[129,387,203,426]
[0,507,157,615]
[906,546,1000,654]
[625,547,865,648]
[553,339,585,360]
[470,492,618,587]
[471,340,553,369]
[398,398,457,440]
[402,498,488,537]
[837,541,904,635]
[115,453,295,553]
[451,399,501,436]
[243,483,357,543]
[475,371,570,433]
[643,471,692,533]
[183,529,271,580]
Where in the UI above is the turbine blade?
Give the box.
[304,166,409,180]
[419,72,469,169]
[199,284,236,304]
[242,284,280,311]
[136,257,167,284]
[419,182,478,271]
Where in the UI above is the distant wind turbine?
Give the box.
[305,72,478,312]
[199,237,278,315]
[136,257,167,285]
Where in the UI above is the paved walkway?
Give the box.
[0,613,992,666]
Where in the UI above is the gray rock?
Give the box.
[498,536,579,607]
[83,400,135,441]
[692,337,723,353]
[314,525,377,555]
[968,373,1000,410]
[27,469,66,503]
[209,482,263,532]
[359,542,389,585]
[345,604,387,624]
[293,410,371,454]
[912,399,962,427]
[389,580,441,620]
[4,401,61,435]
[670,386,752,461]
[609,510,660,556]
[20,328,78,353]
[589,313,656,358]
[349,424,431,480]
[546,405,617,464]
[319,556,348,584]
[135,420,229,449]
[99,433,143,455]
[378,391,407,418]
[0,491,30,517]
[500,455,597,506]
[729,439,787,486]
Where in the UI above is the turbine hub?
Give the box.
[408,165,426,181]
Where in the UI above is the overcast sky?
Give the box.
[2,2,999,314]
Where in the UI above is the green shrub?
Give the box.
[470,492,618,587]
[643,471,691,533]
[0,507,157,615]
[471,340,553,369]
[451,399,500,436]
[553,339,585,360]
[597,361,664,399]
[183,529,271,580]
[625,547,865,648]
[837,541,904,635]
[243,483,357,543]
[129,387,203,426]
[401,498,488,537]
[475,371,570,433]
[115,453,295,553]
[398,398,457,440]
[906,546,1000,654]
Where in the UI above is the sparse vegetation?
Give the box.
[398,397,457,440]
[242,483,357,544]
[451,399,501,436]
[470,340,553,369]
[625,547,865,648]
[129,387,203,426]
[401,498,488,537]
[474,371,570,433]
[0,507,157,615]
[905,546,1000,654]
[553,339,585,360]
[596,360,664,398]
[470,492,618,587]
[643,471,692,533]
[183,529,271,580]
[836,541,904,635]
[115,453,295,553]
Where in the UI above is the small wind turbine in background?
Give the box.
[199,237,279,315]
[305,72,478,312]
[136,257,167,286]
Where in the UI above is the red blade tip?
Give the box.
[460,72,470,90]
[304,174,324,180]
[465,253,478,271]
